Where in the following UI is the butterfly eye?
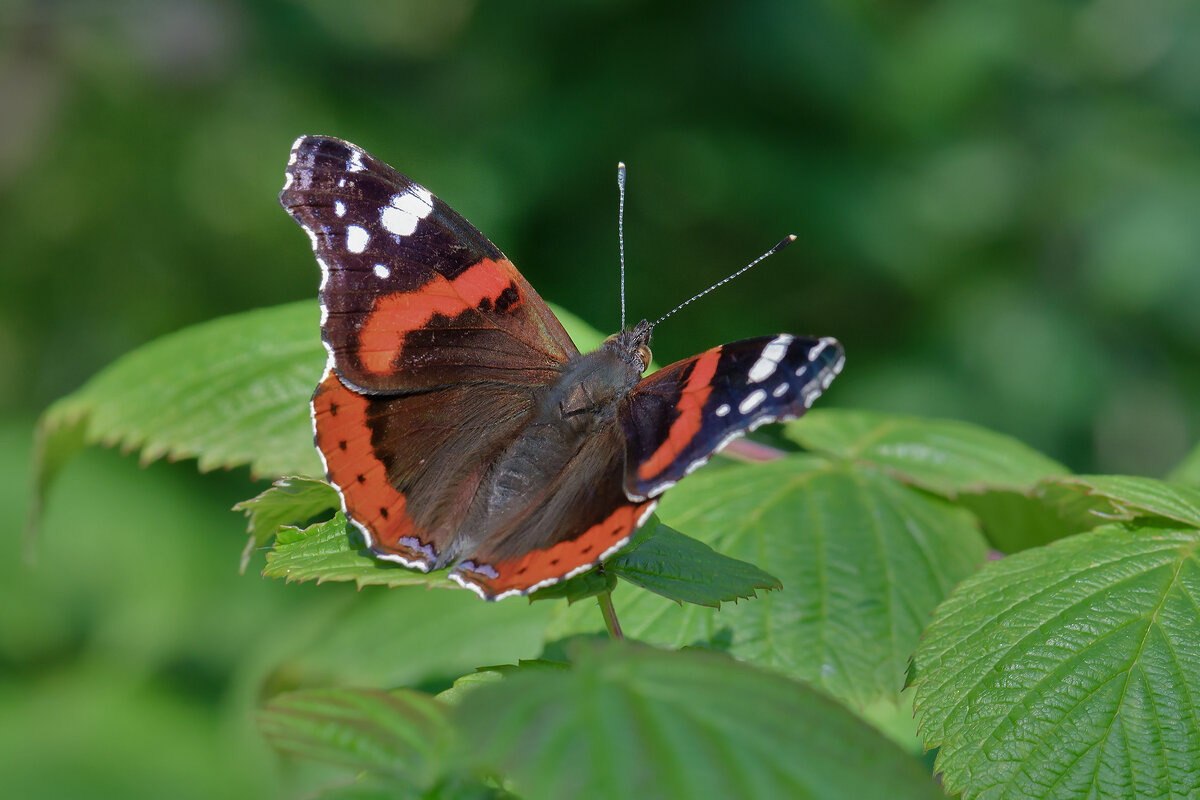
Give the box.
[637,344,652,369]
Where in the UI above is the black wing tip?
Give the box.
[281,135,372,207]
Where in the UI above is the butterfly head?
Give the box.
[602,318,653,375]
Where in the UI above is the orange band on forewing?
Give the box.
[636,348,721,480]
[312,371,420,554]
[357,258,521,374]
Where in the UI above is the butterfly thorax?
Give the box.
[553,320,652,422]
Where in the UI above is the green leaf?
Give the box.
[258,687,450,788]
[1049,474,1200,529]
[38,300,326,480]
[311,774,508,800]
[456,643,943,800]
[608,523,781,607]
[910,523,1200,800]
[957,480,1121,554]
[790,409,1068,495]
[438,660,569,706]
[278,588,555,691]
[548,456,989,705]
[23,409,88,560]
[262,512,458,590]
[235,477,340,545]
[528,565,617,603]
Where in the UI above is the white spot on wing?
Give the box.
[715,403,731,417]
[347,148,366,172]
[773,382,789,397]
[346,225,369,253]
[334,200,346,217]
[381,186,435,237]
[738,388,768,415]
[373,263,390,279]
[747,334,794,383]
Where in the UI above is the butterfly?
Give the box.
[280,136,844,600]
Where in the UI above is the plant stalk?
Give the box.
[598,590,624,640]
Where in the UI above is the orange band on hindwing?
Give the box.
[311,370,434,565]
[452,500,656,599]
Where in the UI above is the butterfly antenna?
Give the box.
[617,161,628,330]
[653,234,797,327]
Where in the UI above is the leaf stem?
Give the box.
[598,590,624,640]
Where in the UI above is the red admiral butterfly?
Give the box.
[280,136,844,600]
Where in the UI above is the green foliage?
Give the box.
[791,409,1068,495]
[262,643,943,800]
[36,301,325,480]
[235,477,340,546]
[910,484,1200,799]
[29,303,1200,798]
[258,688,452,786]
[605,522,781,607]
[459,643,943,800]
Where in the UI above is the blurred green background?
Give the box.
[4,0,1199,796]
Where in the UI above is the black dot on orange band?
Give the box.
[581,544,594,554]
[329,402,339,415]
[379,507,389,519]
[338,440,347,450]
[516,567,527,575]
[495,283,520,313]
[357,474,366,483]
[549,558,559,566]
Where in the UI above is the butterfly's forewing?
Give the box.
[621,335,845,499]
[281,136,577,393]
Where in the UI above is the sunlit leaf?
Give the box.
[235,477,340,544]
[790,409,1068,495]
